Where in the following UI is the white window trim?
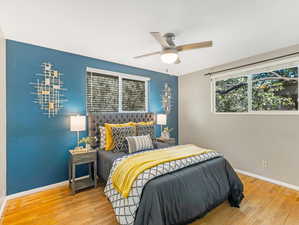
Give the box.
[86,67,150,113]
[211,63,299,115]
[86,67,150,81]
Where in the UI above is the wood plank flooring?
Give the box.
[1,174,299,225]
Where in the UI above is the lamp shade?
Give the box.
[156,114,167,125]
[160,49,178,64]
[70,115,86,132]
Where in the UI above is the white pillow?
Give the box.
[126,135,153,153]
[99,126,106,150]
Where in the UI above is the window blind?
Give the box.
[122,78,146,111]
[86,72,119,112]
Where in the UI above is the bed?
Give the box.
[88,112,244,225]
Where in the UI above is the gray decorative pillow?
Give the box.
[136,124,155,139]
[98,126,106,150]
[111,126,136,153]
[126,135,153,153]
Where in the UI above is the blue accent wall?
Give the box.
[6,40,178,195]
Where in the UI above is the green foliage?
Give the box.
[79,136,96,145]
[216,77,248,112]
[215,67,298,112]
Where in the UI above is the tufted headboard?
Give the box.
[88,112,155,137]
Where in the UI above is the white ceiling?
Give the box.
[1,0,299,76]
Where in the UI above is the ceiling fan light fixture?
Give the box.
[160,49,178,64]
[134,32,213,65]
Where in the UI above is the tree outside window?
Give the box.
[214,67,298,113]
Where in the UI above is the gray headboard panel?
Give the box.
[88,112,155,137]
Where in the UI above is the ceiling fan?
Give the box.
[134,32,213,64]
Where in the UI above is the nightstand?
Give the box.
[155,137,176,149]
[68,149,97,194]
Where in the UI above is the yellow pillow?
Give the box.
[104,122,134,151]
[132,121,154,126]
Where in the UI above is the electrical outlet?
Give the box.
[262,159,266,168]
[262,160,269,168]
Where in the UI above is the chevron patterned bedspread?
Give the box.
[104,145,221,225]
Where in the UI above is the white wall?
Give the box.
[179,45,299,187]
[0,27,6,209]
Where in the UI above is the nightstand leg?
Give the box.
[94,161,97,188]
[72,164,76,195]
[68,159,71,188]
[88,163,92,179]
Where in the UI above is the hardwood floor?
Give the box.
[1,174,299,225]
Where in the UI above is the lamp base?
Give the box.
[77,131,80,147]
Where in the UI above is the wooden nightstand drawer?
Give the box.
[71,151,96,164]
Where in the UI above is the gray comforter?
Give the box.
[98,151,243,225]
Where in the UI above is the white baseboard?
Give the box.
[0,196,7,218]
[6,175,90,200]
[6,180,69,200]
[235,169,299,191]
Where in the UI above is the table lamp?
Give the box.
[156,114,167,137]
[70,115,86,147]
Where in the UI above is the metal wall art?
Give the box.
[31,62,67,117]
[161,82,172,114]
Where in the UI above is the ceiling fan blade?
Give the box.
[174,57,181,64]
[150,32,170,48]
[176,41,213,52]
[133,51,161,59]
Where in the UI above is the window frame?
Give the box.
[86,67,150,113]
[211,63,299,115]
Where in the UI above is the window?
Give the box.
[251,67,298,111]
[122,78,146,111]
[86,68,149,112]
[87,72,119,112]
[215,76,248,112]
[212,65,299,114]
